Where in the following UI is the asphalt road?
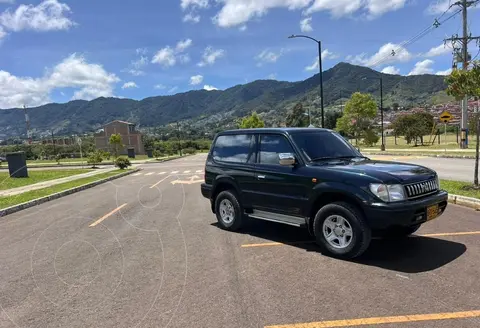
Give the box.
[1,154,479,328]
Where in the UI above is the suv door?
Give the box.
[251,133,309,216]
[210,133,257,208]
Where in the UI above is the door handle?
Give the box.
[257,175,266,179]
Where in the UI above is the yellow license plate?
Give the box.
[427,204,439,221]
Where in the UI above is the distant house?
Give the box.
[94,120,145,155]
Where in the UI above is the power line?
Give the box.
[369,8,461,68]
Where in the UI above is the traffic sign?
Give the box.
[439,111,452,123]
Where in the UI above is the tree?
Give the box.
[392,112,434,146]
[114,157,131,169]
[153,149,162,159]
[336,92,378,145]
[362,128,380,147]
[325,110,343,130]
[109,133,123,158]
[239,112,265,129]
[87,151,103,168]
[142,134,155,150]
[445,64,480,186]
[286,102,308,127]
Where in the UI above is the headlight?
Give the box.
[369,183,406,202]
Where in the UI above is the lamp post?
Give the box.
[362,76,385,151]
[288,34,324,128]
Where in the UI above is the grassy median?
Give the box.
[0,169,92,190]
[0,169,125,209]
[440,180,480,199]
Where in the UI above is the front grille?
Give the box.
[405,178,439,199]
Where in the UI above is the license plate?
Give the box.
[427,204,439,221]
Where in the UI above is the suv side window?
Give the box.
[258,134,294,165]
[213,134,254,163]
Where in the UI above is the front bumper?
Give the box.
[363,190,448,230]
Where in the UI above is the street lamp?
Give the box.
[288,34,324,128]
[362,76,385,151]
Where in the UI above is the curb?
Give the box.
[0,168,141,218]
[448,194,480,211]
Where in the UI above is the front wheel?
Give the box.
[214,190,244,231]
[313,202,371,259]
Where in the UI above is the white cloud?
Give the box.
[178,54,191,63]
[213,0,407,27]
[122,81,138,89]
[203,84,218,91]
[347,42,413,67]
[152,39,192,68]
[239,25,247,31]
[0,0,15,3]
[305,49,338,71]
[154,84,166,89]
[168,86,178,93]
[0,53,120,108]
[0,0,76,32]
[176,38,192,52]
[198,46,225,67]
[255,49,284,66]
[436,68,452,75]
[183,12,200,23]
[424,42,452,57]
[426,0,452,15]
[151,46,176,67]
[300,17,312,32]
[267,73,277,80]
[0,26,6,40]
[381,66,400,75]
[408,59,434,75]
[190,74,204,85]
[136,48,148,55]
[181,0,209,10]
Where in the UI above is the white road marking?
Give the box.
[158,172,166,175]
[145,172,154,176]
[184,170,191,173]
[196,170,203,173]
[171,171,179,174]
[132,173,142,176]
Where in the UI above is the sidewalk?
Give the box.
[0,167,118,197]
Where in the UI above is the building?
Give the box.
[94,120,145,155]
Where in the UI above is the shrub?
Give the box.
[114,157,131,170]
[55,153,62,164]
[153,150,162,159]
[182,147,197,155]
[87,151,103,168]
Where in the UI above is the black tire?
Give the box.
[313,202,371,259]
[214,190,244,231]
[383,224,421,240]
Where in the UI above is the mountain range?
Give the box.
[0,62,452,139]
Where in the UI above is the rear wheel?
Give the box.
[214,190,244,231]
[313,202,371,259]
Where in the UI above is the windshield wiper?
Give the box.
[309,155,368,162]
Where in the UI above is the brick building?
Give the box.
[94,120,145,155]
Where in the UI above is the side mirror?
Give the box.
[279,153,296,166]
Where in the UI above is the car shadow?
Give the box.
[215,220,467,274]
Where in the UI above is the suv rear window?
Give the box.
[212,134,254,163]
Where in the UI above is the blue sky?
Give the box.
[0,0,478,108]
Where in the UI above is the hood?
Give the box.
[317,160,436,184]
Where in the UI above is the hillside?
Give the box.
[0,62,450,138]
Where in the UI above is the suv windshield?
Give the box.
[290,131,364,162]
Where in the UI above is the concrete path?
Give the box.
[0,167,117,197]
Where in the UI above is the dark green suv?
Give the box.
[201,128,448,258]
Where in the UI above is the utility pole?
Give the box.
[445,0,480,148]
[23,105,31,144]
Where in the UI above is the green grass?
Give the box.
[352,133,477,151]
[440,180,480,199]
[0,169,92,191]
[0,169,126,209]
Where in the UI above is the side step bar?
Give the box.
[247,210,306,227]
